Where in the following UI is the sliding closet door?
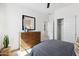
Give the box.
[62,16,75,43]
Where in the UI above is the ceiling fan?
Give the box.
[47,3,50,8]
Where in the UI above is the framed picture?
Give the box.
[22,15,36,30]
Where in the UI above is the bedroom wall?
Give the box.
[50,4,79,43]
[0,4,8,49]
[47,14,54,39]
[5,3,49,50]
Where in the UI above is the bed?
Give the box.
[29,40,75,56]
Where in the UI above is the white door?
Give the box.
[62,16,75,43]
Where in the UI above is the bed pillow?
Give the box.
[74,37,79,56]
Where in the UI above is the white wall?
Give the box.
[0,3,49,50]
[47,14,54,39]
[0,4,8,49]
[50,4,79,43]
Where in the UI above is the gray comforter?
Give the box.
[29,40,75,56]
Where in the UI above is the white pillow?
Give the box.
[74,37,79,56]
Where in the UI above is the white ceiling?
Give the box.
[15,3,72,15]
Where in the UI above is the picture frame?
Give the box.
[22,15,36,31]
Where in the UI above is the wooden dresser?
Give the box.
[21,32,41,49]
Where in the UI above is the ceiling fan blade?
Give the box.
[47,3,50,8]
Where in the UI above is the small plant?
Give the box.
[3,35,9,48]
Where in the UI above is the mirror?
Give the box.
[22,15,36,31]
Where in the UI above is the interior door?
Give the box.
[62,16,75,43]
[57,18,64,40]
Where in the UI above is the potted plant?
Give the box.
[3,35,9,48]
[1,35,11,56]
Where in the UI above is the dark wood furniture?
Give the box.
[21,32,41,49]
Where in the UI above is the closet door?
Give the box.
[76,15,79,38]
[62,16,75,43]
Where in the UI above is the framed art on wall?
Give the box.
[22,15,36,31]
